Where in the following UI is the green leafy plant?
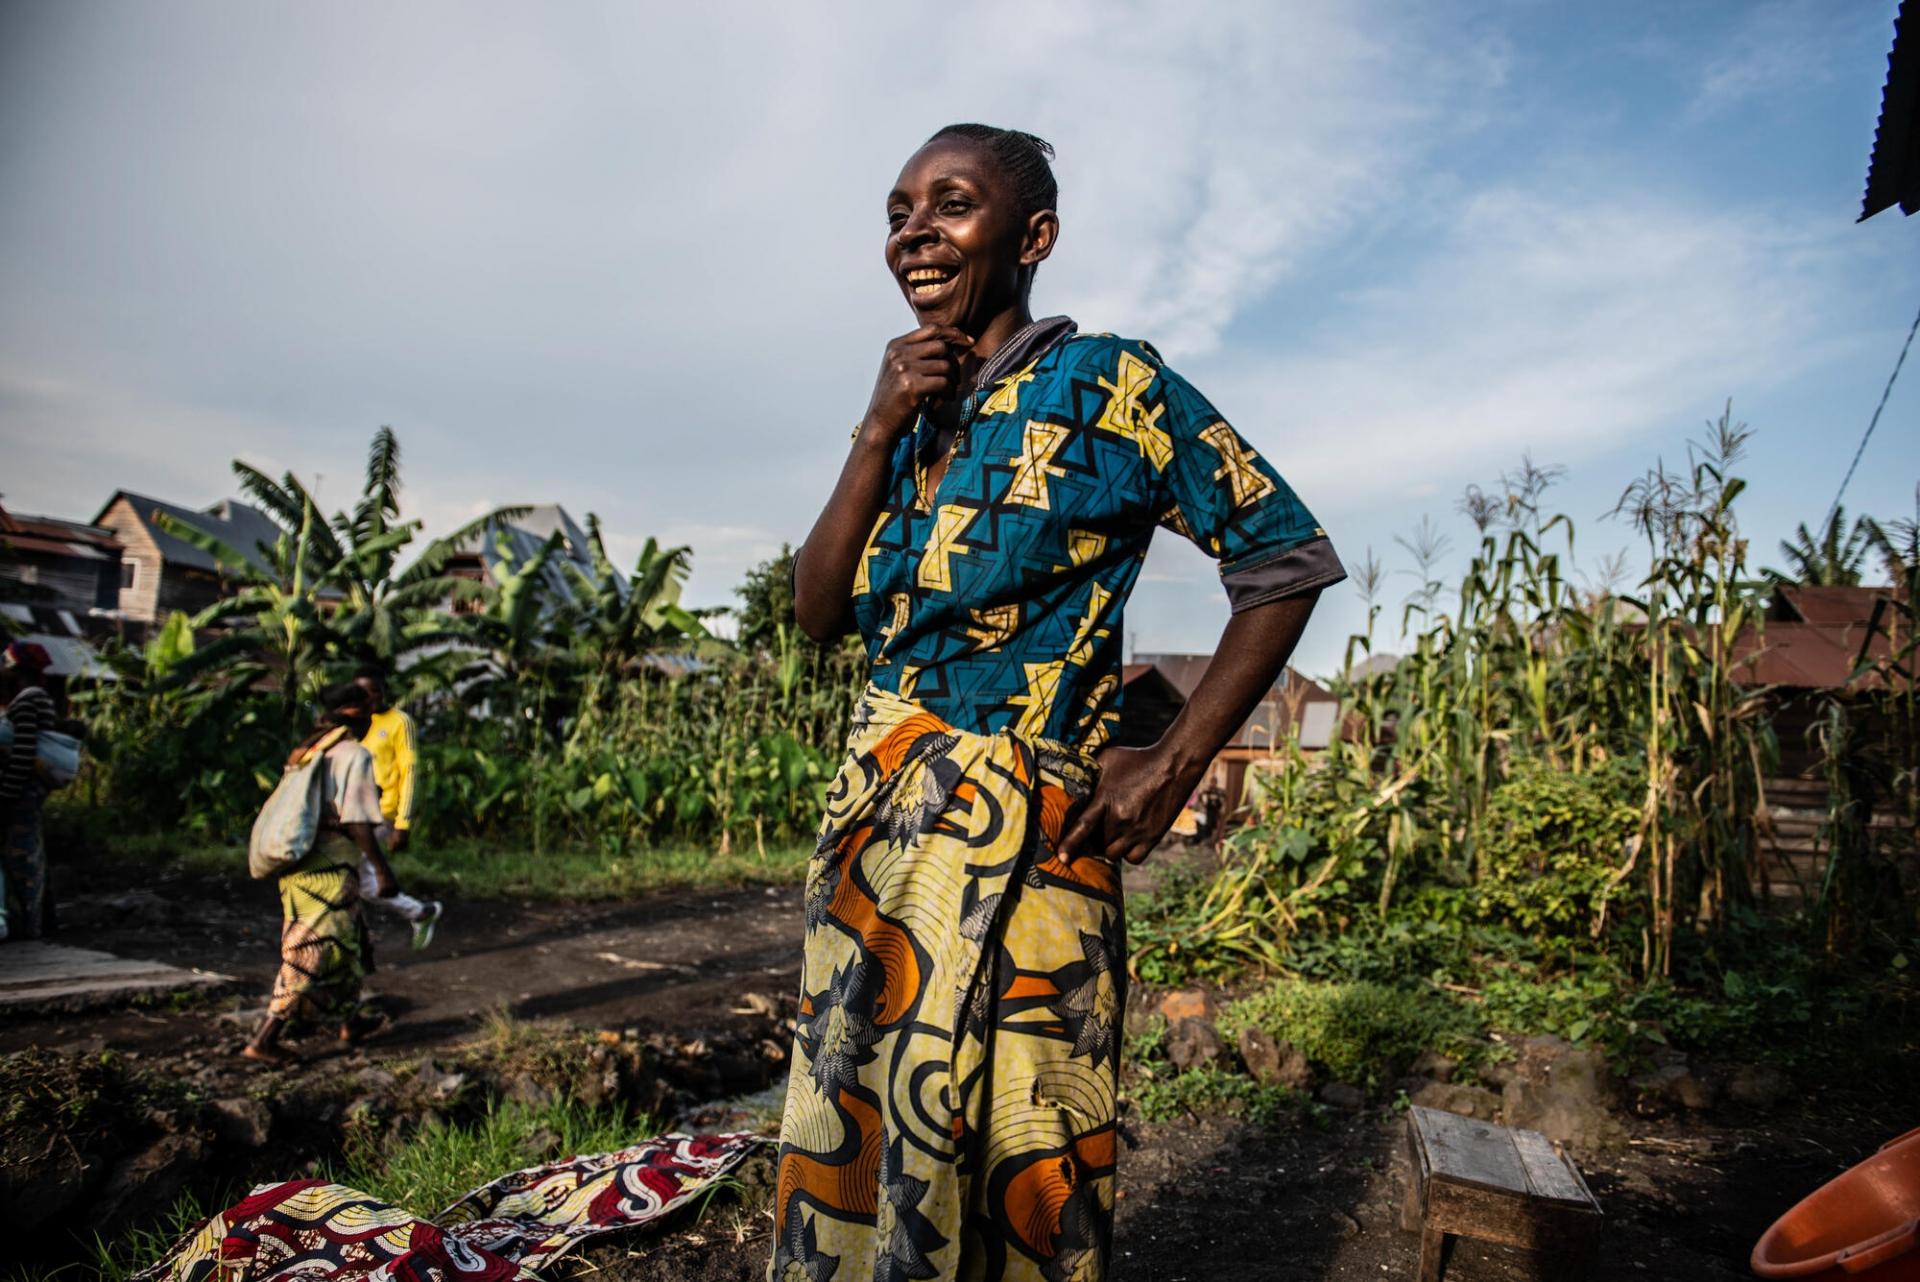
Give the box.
[1219,978,1483,1089]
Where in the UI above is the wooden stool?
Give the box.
[1402,1105,1602,1281]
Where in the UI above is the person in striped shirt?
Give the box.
[353,665,441,950]
[1,641,56,941]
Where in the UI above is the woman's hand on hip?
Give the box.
[861,325,973,442]
[1057,744,1201,866]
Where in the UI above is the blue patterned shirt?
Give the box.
[849,320,1344,749]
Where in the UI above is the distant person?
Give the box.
[242,683,402,1065]
[353,664,441,949]
[773,125,1339,1281]
[0,641,56,941]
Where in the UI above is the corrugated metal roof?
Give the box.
[96,491,280,576]
[1132,652,1333,701]
[11,632,116,680]
[1729,620,1907,692]
[0,506,122,552]
[1,534,111,561]
[448,505,625,611]
[1770,585,1901,625]
[1863,0,1919,220]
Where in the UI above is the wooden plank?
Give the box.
[1417,1224,1448,1282]
[1411,1106,1528,1194]
[1511,1127,1600,1209]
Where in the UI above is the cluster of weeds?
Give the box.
[1219,979,1483,1089]
[1123,1018,1304,1127]
[1129,1064,1303,1127]
[333,1094,646,1217]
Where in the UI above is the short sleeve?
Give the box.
[1152,353,1346,611]
[325,742,385,826]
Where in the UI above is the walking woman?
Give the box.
[243,683,401,1064]
[771,125,1344,1281]
[0,641,56,940]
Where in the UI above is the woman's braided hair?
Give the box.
[928,123,1057,218]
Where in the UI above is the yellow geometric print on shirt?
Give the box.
[852,331,1341,749]
[1004,420,1072,510]
[1076,671,1121,745]
[1067,529,1108,568]
[1096,349,1172,471]
[1200,421,1277,508]
[1008,585,1110,738]
[875,592,910,663]
[852,510,890,596]
[1006,659,1066,740]
[977,364,1036,418]
[965,603,1022,653]
[1067,583,1112,668]
[919,504,974,591]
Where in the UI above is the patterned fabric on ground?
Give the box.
[439,1131,766,1272]
[1,804,46,938]
[133,1132,769,1282]
[770,685,1124,1282]
[268,834,368,1024]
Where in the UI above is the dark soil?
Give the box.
[5,849,1915,1280]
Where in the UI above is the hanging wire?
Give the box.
[1825,298,1920,534]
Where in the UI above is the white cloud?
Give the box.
[1,0,1910,676]
[0,0,1488,614]
[1190,184,1854,512]
[1688,0,1851,120]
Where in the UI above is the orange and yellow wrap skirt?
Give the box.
[770,686,1123,1282]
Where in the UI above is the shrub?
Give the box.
[1220,979,1482,1088]
[1475,755,1643,941]
[1130,1064,1301,1126]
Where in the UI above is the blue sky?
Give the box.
[2,0,1914,678]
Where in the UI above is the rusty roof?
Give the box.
[1769,584,1901,625]
[1729,620,1908,692]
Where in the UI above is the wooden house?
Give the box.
[91,492,282,626]
[1126,651,1341,818]
[0,503,124,615]
[1726,584,1912,903]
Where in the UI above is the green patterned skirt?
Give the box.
[267,834,370,1025]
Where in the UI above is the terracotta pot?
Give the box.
[1753,1125,1920,1280]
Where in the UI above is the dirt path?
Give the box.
[8,860,1915,1281]
[2,876,806,1058]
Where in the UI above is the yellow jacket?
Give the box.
[362,707,419,830]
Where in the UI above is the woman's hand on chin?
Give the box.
[860,325,973,443]
[1056,743,1202,866]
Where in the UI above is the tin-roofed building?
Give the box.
[438,504,625,615]
[92,491,283,625]
[1862,0,1918,221]
[0,503,125,616]
[1128,651,1342,820]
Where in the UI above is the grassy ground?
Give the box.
[84,830,811,901]
[335,1094,647,1215]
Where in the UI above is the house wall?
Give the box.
[0,552,110,611]
[157,567,224,619]
[95,497,167,623]
[1113,684,1183,748]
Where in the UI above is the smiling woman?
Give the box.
[772,123,1344,1282]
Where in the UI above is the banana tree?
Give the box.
[557,517,717,708]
